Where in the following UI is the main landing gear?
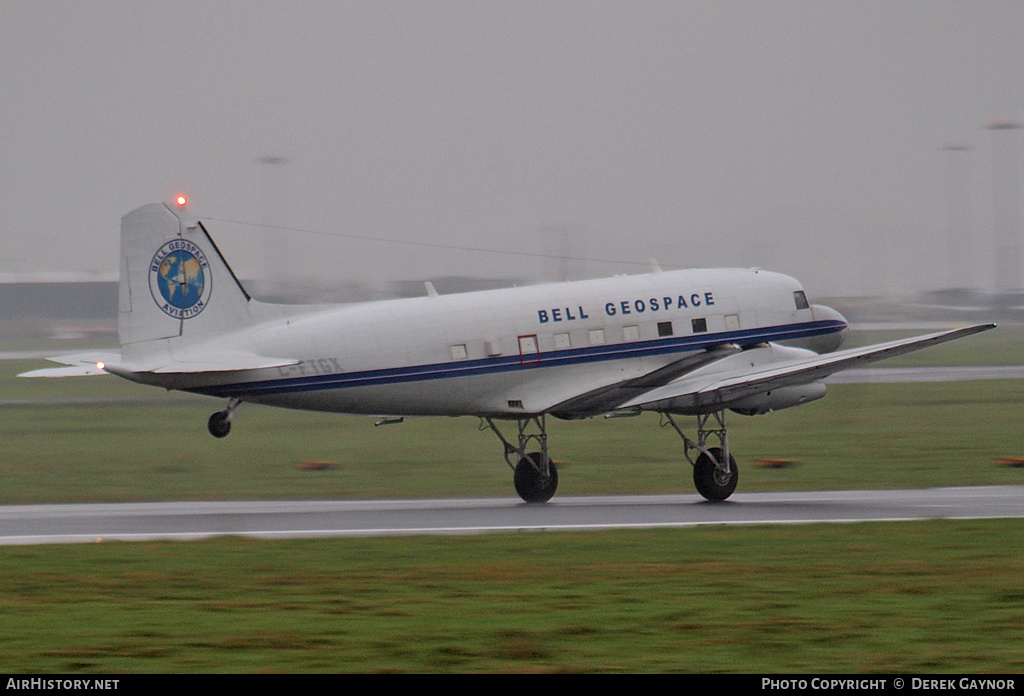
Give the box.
[482,415,559,503]
[483,409,739,503]
[661,410,738,502]
[207,398,242,438]
[205,400,737,502]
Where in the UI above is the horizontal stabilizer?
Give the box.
[18,352,122,378]
[18,350,298,377]
[147,352,300,374]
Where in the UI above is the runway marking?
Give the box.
[2,515,1022,546]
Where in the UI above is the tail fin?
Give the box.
[119,202,252,347]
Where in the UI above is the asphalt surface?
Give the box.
[2,486,1022,545]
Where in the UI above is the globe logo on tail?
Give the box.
[149,240,212,319]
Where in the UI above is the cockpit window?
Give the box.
[794,291,810,310]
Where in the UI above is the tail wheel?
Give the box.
[208,411,231,438]
[693,448,738,502]
[514,452,559,503]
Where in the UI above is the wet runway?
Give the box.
[2,486,1022,545]
[825,365,1024,383]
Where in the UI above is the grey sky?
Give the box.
[3,1,1023,297]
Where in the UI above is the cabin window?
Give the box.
[623,325,640,342]
[589,329,606,345]
[484,338,502,356]
[553,333,571,350]
[794,291,810,310]
[450,344,468,361]
[725,314,740,331]
[657,321,673,337]
[692,318,708,333]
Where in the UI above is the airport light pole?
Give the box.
[983,120,1022,294]
[257,155,290,298]
[940,145,973,290]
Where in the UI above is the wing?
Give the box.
[546,345,742,419]
[617,323,996,414]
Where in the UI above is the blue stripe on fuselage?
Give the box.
[186,320,846,399]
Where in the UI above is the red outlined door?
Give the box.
[518,334,541,364]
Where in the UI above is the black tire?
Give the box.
[693,448,738,502]
[207,411,231,438]
[514,452,559,503]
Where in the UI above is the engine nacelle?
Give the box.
[728,381,827,416]
[782,304,848,354]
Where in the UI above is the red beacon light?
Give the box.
[175,195,188,208]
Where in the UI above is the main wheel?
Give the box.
[514,452,559,503]
[207,411,231,438]
[693,448,738,502]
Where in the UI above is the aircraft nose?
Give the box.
[810,304,848,352]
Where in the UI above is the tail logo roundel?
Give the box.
[149,240,212,319]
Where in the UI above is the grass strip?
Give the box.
[1,520,1023,673]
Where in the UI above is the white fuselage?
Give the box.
[126,266,846,418]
